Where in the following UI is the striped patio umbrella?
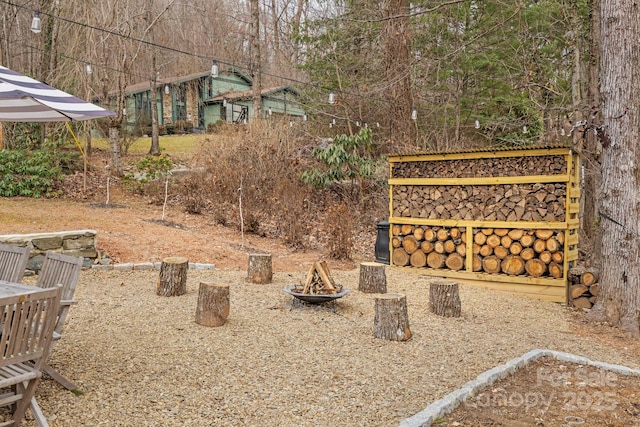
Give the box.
[0,65,115,122]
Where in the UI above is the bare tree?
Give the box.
[589,0,640,335]
[250,0,263,120]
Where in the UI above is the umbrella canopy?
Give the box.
[0,65,115,122]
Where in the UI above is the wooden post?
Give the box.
[429,280,461,317]
[157,257,188,296]
[359,262,387,293]
[247,253,272,284]
[195,282,230,327]
[373,293,412,341]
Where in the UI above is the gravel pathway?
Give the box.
[19,267,640,427]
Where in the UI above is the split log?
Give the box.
[455,243,466,257]
[545,237,560,253]
[427,252,446,269]
[486,234,501,248]
[479,245,493,257]
[402,236,419,254]
[556,231,565,244]
[493,246,509,259]
[500,236,512,248]
[520,248,535,261]
[247,253,273,284]
[525,259,546,277]
[421,241,434,253]
[392,224,402,236]
[509,242,523,255]
[410,250,427,268]
[570,284,588,299]
[520,234,535,247]
[359,262,387,293]
[423,228,437,242]
[450,228,462,240]
[508,229,525,240]
[501,255,526,276]
[589,283,600,296]
[434,241,445,254]
[551,251,564,263]
[400,224,414,235]
[533,239,547,253]
[157,257,189,297]
[460,231,467,243]
[436,229,449,241]
[445,253,464,271]
[539,251,553,264]
[195,282,230,327]
[474,232,487,245]
[589,296,598,304]
[581,269,600,286]
[535,229,555,240]
[548,262,563,279]
[429,280,461,318]
[413,226,425,241]
[472,255,482,271]
[392,236,402,248]
[572,296,592,309]
[443,240,456,253]
[482,256,501,274]
[392,248,410,266]
[494,228,509,237]
[374,294,412,341]
[481,228,494,236]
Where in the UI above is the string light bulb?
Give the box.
[30,10,42,34]
[210,60,219,78]
[85,63,92,75]
[328,90,335,104]
[474,119,480,129]
[411,107,417,121]
[164,84,170,95]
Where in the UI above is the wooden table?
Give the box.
[0,279,44,298]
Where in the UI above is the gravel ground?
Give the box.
[18,267,640,427]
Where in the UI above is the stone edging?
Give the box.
[398,349,640,427]
[91,262,216,271]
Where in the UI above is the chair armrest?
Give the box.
[60,300,78,306]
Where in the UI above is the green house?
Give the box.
[122,68,305,132]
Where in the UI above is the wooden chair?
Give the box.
[0,286,61,427]
[34,252,83,391]
[0,244,30,283]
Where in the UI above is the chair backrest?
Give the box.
[37,252,83,334]
[0,243,30,283]
[0,286,61,369]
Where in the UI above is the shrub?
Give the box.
[0,149,63,197]
[123,155,173,194]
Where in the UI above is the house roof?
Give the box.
[122,68,253,96]
[205,85,301,103]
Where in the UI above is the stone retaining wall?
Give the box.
[0,230,98,271]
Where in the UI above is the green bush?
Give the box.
[123,155,174,194]
[0,150,63,197]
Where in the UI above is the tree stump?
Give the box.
[429,280,461,317]
[247,253,272,284]
[373,293,412,341]
[195,282,230,327]
[157,257,188,296]
[358,262,387,293]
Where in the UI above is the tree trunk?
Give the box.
[149,53,160,156]
[358,262,387,293]
[247,253,272,284]
[250,0,262,121]
[108,126,123,177]
[593,0,640,334]
[157,257,188,296]
[195,282,230,327]
[373,293,412,341]
[429,280,461,318]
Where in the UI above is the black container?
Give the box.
[374,220,390,264]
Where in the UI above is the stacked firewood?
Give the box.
[392,155,567,179]
[392,183,567,222]
[293,261,343,295]
[392,225,566,279]
[568,266,600,309]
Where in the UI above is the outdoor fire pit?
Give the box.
[284,261,349,304]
